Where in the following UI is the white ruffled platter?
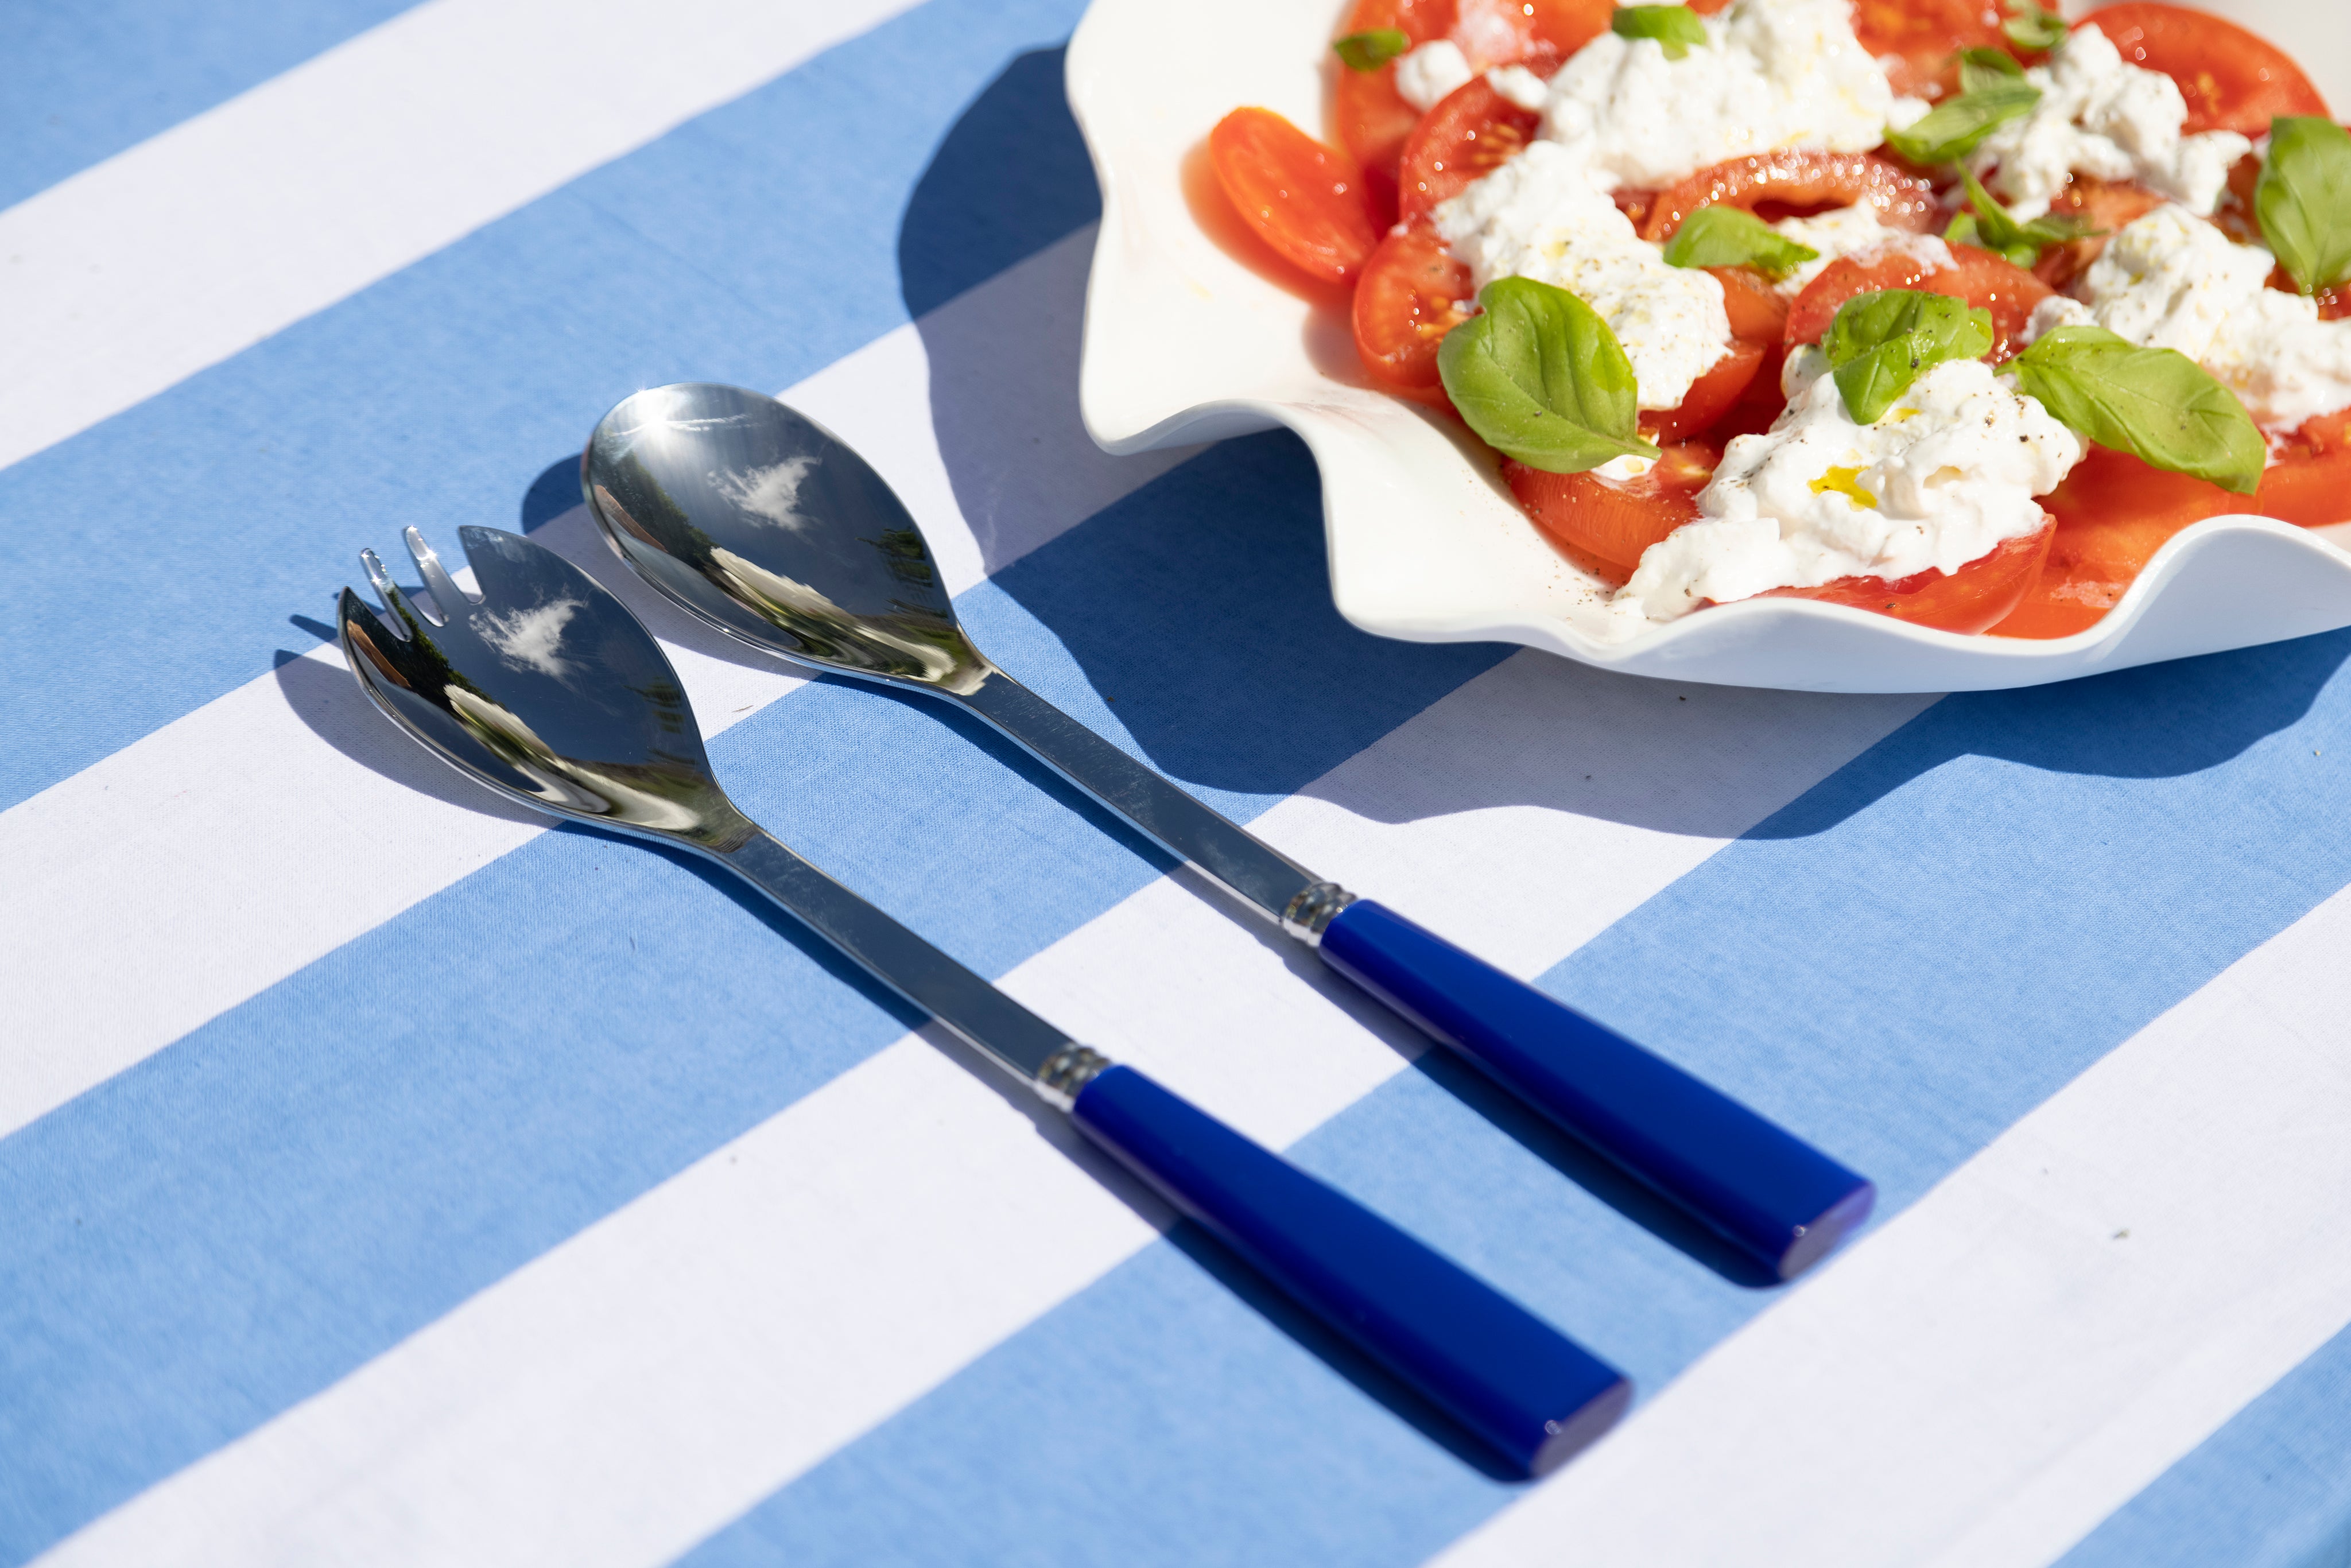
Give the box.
[1065,0,2351,692]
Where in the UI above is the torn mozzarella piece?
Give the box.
[1537,0,1907,192]
[1434,141,1733,409]
[1969,24,2251,221]
[1394,41,1475,112]
[1613,351,2081,623]
[2027,204,2351,433]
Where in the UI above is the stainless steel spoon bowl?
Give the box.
[580,383,1877,1283]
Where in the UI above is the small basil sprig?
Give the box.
[1611,4,1709,60]
[1956,47,2023,95]
[2001,0,2067,53]
[1332,28,1412,72]
[2011,325,2265,494]
[1823,289,1995,423]
[1945,169,2093,267]
[1661,206,1820,278]
[1883,81,2040,166]
[1437,277,1660,473]
[2257,117,2351,296]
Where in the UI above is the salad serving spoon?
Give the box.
[582,382,1875,1282]
[336,522,1630,1478]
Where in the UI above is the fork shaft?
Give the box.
[711,828,1077,1082]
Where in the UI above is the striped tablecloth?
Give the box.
[7,1,2351,1563]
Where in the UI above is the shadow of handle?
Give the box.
[1318,901,1877,1283]
[1068,1064,1630,1480]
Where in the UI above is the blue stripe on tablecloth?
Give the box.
[0,0,1096,816]
[676,630,2351,1568]
[0,0,422,212]
[0,430,1508,1565]
[2057,1319,2351,1568]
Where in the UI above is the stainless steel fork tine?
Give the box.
[358,548,422,638]
[404,526,472,623]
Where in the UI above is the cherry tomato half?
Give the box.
[1767,519,2057,633]
[1785,242,2053,362]
[1332,0,1612,201]
[1353,222,1475,388]
[1209,108,1380,285]
[1636,150,1938,244]
[2078,3,2328,136]
[1504,443,1721,572]
[1398,77,1546,226]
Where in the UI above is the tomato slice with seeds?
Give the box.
[1852,0,2013,102]
[1636,150,1938,244]
[1505,443,1721,572]
[1398,76,1546,226]
[1767,519,2057,634]
[1785,243,2053,362]
[2078,4,2327,137]
[1209,108,1380,285]
[1353,223,1475,389]
[1646,340,1766,443]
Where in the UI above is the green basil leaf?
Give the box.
[1822,289,1996,422]
[2256,116,2351,295]
[1437,277,1661,473]
[2001,3,2067,53]
[1882,82,2040,166]
[1661,205,1821,278]
[2012,324,2265,494]
[1945,168,2094,267]
[1957,46,2024,96]
[1331,28,1412,72]
[1610,4,1709,60]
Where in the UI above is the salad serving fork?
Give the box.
[581,382,1874,1281]
[336,522,1631,1478]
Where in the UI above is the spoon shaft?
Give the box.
[713,828,1077,1082]
[959,669,1320,923]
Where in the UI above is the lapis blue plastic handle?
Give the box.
[1318,900,1874,1280]
[1069,1064,1630,1477]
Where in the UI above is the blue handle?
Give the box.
[1068,1065,1628,1477]
[1318,900,1873,1280]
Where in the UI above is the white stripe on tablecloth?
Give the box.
[32,655,1926,1568]
[0,0,918,476]
[0,229,1188,1136]
[1431,876,2351,1568]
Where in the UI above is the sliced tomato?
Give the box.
[1853,0,2013,101]
[2078,4,2328,136]
[1398,76,1545,226]
[1333,0,1457,218]
[1504,443,1720,572]
[1647,340,1767,443]
[1353,222,1475,388]
[1786,243,2054,361]
[2034,176,2166,289]
[1766,519,2057,633]
[2255,409,2351,526]
[1988,445,2234,637]
[1704,267,1794,437]
[1209,108,1380,285]
[1637,151,1938,244]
